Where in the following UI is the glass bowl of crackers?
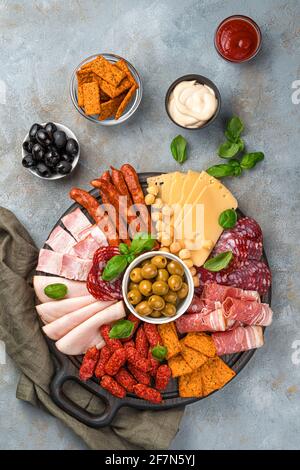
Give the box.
[70,53,142,126]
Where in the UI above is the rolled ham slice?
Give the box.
[176,309,226,333]
[37,249,92,281]
[223,297,273,326]
[46,226,76,253]
[42,300,115,340]
[202,282,260,303]
[61,208,92,241]
[33,276,89,303]
[212,325,264,355]
[36,294,96,323]
[55,300,126,355]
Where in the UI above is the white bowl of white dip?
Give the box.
[165,74,221,130]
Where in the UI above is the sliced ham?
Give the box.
[37,249,92,281]
[176,309,226,333]
[223,297,273,326]
[36,294,96,323]
[61,208,92,241]
[69,234,102,259]
[202,282,260,303]
[212,325,264,355]
[45,225,76,253]
[33,276,89,303]
[55,300,126,355]
[42,300,115,340]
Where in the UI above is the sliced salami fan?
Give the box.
[213,232,263,260]
[234,217,263,241]
[87,246,122,301]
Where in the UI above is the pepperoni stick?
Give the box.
[155,365,172,391]
[135,326,149,358]
[121,313,140,342]
[115,368,137,392]
[79,347,100,381]
[104,348,127,376]
[126,346,151,373]
[133,384,162,404]
[100,324,123,352]
[100,375,126,399]
[127,363,151,386]
[69,188,119,246]
[94,346,111,379]
[148,350,160,377]
[123,339,135,349]
[144,323,162,347]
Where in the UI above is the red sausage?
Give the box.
[155,364,172,391]
[127,363,151,386]
[94,346,111,379]
[148,350,160,377]
[126,347,151,373]
[123,339,135,349]
[104,348,127,376]
[100,375,126,399]
[133,384,162,404]
[135,326,149,358]
[100,324,123,352]
[144,323,162,347]
[121,313,140,342]
[115,368,137,392]
[79,346,100,381]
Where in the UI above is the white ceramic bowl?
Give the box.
[22,122,80,180]
[122,251,194,324]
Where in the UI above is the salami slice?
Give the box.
[213,232,263,260]
[87,246,122,301]
[234,217,263,241]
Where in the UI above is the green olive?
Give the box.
[152,280,169,296]
[151,255,167,269]
[161,303,176,317]
[177,282,189,299]
[141,263,158,279]
[139,279,152,297]
[149,310,162,318]
[148,295,165,311]
[168,274,183,291]
[163,291,178,304]
[129,281,139,291]
[156,268,169,282]
[135,301,153,316]
[167,260,184,276]
[130,267,143,283]
[127,289,142,305]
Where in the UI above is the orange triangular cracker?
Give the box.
[200,356,236,397]
[115,59,138,89]
[179,369,203,398]
[158,322,181,359]
[98,93,126,121]
[180,341,208,370]
[168,354,193,378]
[182,332,216,358]
[115,85,136,120]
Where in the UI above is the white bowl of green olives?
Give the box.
[122,251,194,324]
[22,122,80,180]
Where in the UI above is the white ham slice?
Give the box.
[37,249,92,281]
[202,282,261,303]
[36,294,96,323]
[61,208,92,241]
[212,325,264,355]
[69,234,102,259]
[33,276,89,303]
[42,300,115,340]
[46,226,76,253]
[55,301,126,355]
[222,297,273,326]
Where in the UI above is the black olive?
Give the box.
[22,154,36,168]
[36,163,52,178]
[53,130,67,149]
[23,140,33,153]
[44,122,57,138]
[65,138,79,156]
[60,153,74,163]
[36,129,52,147]
[29,123,42,142]
[56,160,72,175]
[44,149,61,168]
[32,143,45,162]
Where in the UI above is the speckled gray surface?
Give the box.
[0,0,299,450]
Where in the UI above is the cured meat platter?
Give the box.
[36,173,272,428]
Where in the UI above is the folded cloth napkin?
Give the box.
[0,207,184,450]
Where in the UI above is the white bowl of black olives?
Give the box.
[22,122,80,179]
[122,251,194,324]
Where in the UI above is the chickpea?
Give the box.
[161,303,176,317]
[179,248,191,260]
[183,258,193,268]
[156,268,169,282]
[155,220,164,232]
[145,193,155,205]
[148,295,165,311]
[159,246,170,253]
[162,205,174,216]
[147,185,159,196]
[141,263,157,279]
[167,260,184,276]
[168,274,183,292]
[128,289,142,305]
[151,211,162,223]
[170,241,181,254]
[164,291,177,304]
[189,266,197,276]
[153,198,163,209]
[135,301,153,316]
[151,255,167,269]
[193,275,200,287]
[130,267,143,283]
[161,233,172,247]
[139,279,152,296]
[177,282,188,300]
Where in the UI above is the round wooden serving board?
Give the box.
[38,172,271,427]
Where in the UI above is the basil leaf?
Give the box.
[206,163,240,178]
[126,253,135,263]
[225,116,244,142]
[119,243,129,255]
[151,344,168,361]
[44,283,68,300]
[102,254,128,281]
[204,251,233,272]
[218,209,237,229]
[240,152,264,169]
[130,232,156,255]
[237,138,245,152]
[109,320,134,339]
[170,135,187,164]
[218,141,241,159]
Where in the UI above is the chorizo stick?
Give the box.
[110,166,133,204]
[69,188,120,246]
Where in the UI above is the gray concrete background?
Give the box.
[0,0,299,450]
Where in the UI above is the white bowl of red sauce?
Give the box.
[215,15,262,63]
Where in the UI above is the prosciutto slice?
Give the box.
[176,308,226,333]
[61,208,92,241]
[42,300,115,340]
[212,325,264,355]
[37,249,92,281]
[45,226,76,253]
[202,282,260,303]
[223,297,273,326]
[33,276,89,303]
[55,301,126,355]
[36,294,96,323]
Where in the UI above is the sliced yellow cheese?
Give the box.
[147,173,176,199]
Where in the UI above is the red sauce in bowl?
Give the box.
[215,15,261,63]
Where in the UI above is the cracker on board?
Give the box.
[82,82,101,115]
[115,85,136,119]
[98,94,126,121]
[201,356,236,397]
[91,55,126,87]
[182,333,216,358]
[179,369,203,398]
[158,322,181,359]
[180,341,208,370]
[168,354,193,378]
